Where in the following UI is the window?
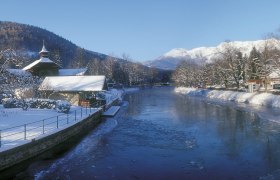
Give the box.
[273,84,280,89]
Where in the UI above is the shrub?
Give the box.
[2,98,18,108]
[28,99,56,109]
[55,100,71,113]
[2,98,71,113]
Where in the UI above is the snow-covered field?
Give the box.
[0,105,100,152]
[175,87,280,108]
[0,88,139,151]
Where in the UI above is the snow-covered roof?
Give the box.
[6,69,32,77]
[39,76,106,92]
[58,68,87,76]
[22,57,57,70]
[269,69,280,79]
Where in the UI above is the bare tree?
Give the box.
[0,49,40,99]
[172,61,202,87]
[258,39,278,91]
[216,43,246,89]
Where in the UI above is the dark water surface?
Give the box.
[28,87,280,179]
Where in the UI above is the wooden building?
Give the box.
[22,44,60,77]
[39,75,107,105]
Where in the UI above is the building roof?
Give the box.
[39,75,106,92]
[6,69,32,77]
[22,57,59,71]
[58,68,87,76]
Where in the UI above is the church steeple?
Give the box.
[39,41,49,58]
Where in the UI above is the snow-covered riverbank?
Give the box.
[105,87,139,102]
[0,88,139,151]
[175,87,280,108]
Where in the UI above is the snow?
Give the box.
[6,69,32,77]
[0,87,139,151]
[58,68,87,76]
[39,76,106,92]
[22,57,56,70]
[175,87,280,108]
[103,87,139,103]
[269,69,280,79]
[163,39,280,62]
[102,106,120,116]
[0,105,100,152]
[147,38,280,70]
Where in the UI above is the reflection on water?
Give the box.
[29,87,280,179]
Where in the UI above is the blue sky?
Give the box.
[1,0,280,61]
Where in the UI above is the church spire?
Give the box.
[39,40,49,58]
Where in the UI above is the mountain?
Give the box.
[145,39,280,70]
[0,21,108,67]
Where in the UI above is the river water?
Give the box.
[26,87,280,179]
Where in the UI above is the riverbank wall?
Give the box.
[0,98,119,178]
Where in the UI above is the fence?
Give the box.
[0,106,97,148]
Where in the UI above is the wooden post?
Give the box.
[57,116,59,128]
[43,120,45,134]
[24,124,27,140]
[67,113,69,124]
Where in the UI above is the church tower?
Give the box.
[39,41,49,58]
[22,42,60,77]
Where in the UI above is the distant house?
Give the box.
[269,69,280,90]
[39,76,107,105]
[247,69,280,92]
[247,79,262,92]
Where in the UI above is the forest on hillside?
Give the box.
[0,21,171,87]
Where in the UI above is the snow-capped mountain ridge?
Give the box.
[146,39,280,70]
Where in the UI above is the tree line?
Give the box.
[71,52,171,86]
[0,47,172,100]
[172,39,280,91]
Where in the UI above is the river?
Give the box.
[24,87,280,179]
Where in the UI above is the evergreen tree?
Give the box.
[248,47,261,79]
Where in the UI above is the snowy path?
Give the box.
[0,88,139,152]
[0,106,100,152]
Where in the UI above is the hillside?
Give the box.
[0,21,108,67]
[145,39,280,70]
[0,21,172,85]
